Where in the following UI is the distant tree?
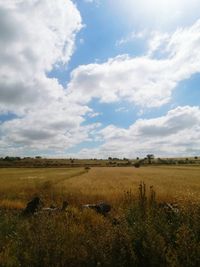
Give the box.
[134,162,140,168]
[146,154,154,164]
[4,156,15,161]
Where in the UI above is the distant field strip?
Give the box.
[62,166,200,203]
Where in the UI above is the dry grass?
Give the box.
[0,166,200,267]
[0,168,86,208]
[61,166,200,204]
[0,166,199,208]
[0,199,25,210]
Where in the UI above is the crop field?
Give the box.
[0,166,199,208]
[0,166,200,267]
[0,168,86,209]
[62,166,200,204]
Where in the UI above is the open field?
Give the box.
[0,166,200,267]
[0,168,86,209]
[62,166,200,204]
[0,166,199,208]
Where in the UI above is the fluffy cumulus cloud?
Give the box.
[0,0,82,113]
[74,106,200,158]
[0,0,200,156]
[0,0,96,155]
[67,19,200,108]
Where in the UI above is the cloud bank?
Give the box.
[0,0,94,155]
[67,20,200,108]
[74,106,200,158]
[0,1,199,157]
[0,0,82,114]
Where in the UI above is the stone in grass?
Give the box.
[22,197,43,216]
[40,201,69,213]
[83,202,111,216]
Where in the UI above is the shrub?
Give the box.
[134,162,140,168]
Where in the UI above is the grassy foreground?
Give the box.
[0,166,200,266]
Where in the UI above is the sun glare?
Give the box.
[116,0,199,29]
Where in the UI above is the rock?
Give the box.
[22,197,43,216]
[159,202,179,214]
[83,202,111,216]
[39,201,68,214]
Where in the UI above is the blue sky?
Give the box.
[0,0,200,158]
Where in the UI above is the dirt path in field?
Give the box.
[53,169,88,185]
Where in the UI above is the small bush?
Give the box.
[134,162,141,168]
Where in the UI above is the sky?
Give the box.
[0,0,200,159]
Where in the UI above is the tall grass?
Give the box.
[0,182,200,267]
[0,166,200,266]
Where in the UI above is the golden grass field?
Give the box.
[1,166,200,267]
[0,168,86,209]
[0,165,200,209]
[62,166,200,204]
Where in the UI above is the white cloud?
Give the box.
[115,107,128,113]
[74,106,200,158]
[147,32,170,56]
[0,1,200,157]
[0,0,99,155]
[0,113,100,154]
[116,30,146,46]
[67,19,200,108]
[87,112,102,118]
[0,0,82,114]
